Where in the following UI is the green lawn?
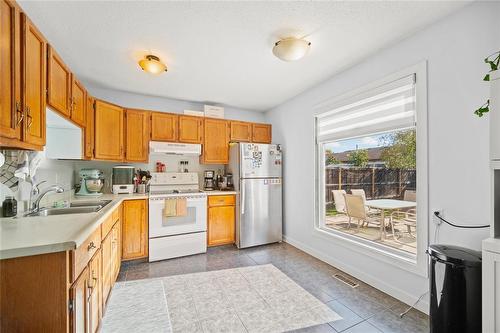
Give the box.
[326,206,338,217]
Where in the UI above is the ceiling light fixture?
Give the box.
[138,54,167,74]
[272,37,311,62]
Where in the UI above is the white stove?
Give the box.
[148,172,207,262]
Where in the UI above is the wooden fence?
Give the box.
[325,167,416,205]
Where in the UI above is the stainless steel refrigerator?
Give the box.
[227,143,282,248]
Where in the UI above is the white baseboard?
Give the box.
[283,235,430,314]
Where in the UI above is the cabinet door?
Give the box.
[101,233,112,306]
[178,115,203,143]
[125,109,149,162]
[252,123,272,143]
[22,14,46,147]
[71,77,87,127]
[202,118,230,164]
[70,266,89,333]
[112,221,122,280]
[208,205,235,246]
[150,112,177,141]
[88,250,101,333]
[483,250,500,333]
[84,96,94,159]
[122,199,148,260]
[0,0,21,141]
[94,100,123,161]
[47,46,71,118]
[230,121,252,142]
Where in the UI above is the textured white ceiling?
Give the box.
[18,1,469,111]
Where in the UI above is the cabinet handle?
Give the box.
[87,241,96,251]
[26,106,33,129]
[15,102,24,127]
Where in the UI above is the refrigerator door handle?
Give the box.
[241,181,245,215]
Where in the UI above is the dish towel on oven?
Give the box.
[164,199,177,217]
[176,198,187,217]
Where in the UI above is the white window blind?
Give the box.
[316,74,416,142]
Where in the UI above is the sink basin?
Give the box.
[26,206,102,217]
[25,200,111,217]
[70,200,112,208]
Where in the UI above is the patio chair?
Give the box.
[404,190,417,202]
[350,189,379,216]
[332,190,347,214]
[344,194,381,231]
[389,210,417,240]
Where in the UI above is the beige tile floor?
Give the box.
[110,243,428,332]
[325,215,417,255]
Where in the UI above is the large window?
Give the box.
[315,67,427,271]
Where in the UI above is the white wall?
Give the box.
[265,1,498,312]
[83,82,266,123]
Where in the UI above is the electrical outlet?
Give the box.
[433,209,443,225]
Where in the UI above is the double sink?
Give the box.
[25,200,112,217]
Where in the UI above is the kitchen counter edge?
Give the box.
[0,194,148,260]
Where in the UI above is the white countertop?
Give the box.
[483,237,500,254]
[0,193,148,260]
[202,190,238,196]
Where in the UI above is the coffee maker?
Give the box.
[203,170,216,191]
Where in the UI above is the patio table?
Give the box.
[365,199,417,240]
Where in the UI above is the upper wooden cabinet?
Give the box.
[178,115,203,143]
[0,0,22,142]
[47,46,71,118]
[94,100,123,161]
[71,77,86,127]
[84,96,94,159]
[150,112,177,142]
[122,199,148,260]
[230,121,252,142]
[47,46,87,127]
[252,123,272,143]
[202,118,230,164]
[22,14,46,148]
[124,109,149,162]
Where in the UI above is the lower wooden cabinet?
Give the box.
[0,203,127,332]
[88,250,101,333]
[102,207,121,305]
[70,266,89,333]
[122,199,148,260]
[207,195,236,246]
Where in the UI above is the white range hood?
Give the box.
[149,141,202,156]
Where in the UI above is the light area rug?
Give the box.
[101,264,342,333]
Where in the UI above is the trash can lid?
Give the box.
[427,244,482,267]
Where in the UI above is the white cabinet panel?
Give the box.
[483,247,500,333]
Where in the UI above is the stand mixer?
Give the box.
[76,169,105,196]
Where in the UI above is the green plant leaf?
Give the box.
[484,73,490,81]
[474,100,490,117]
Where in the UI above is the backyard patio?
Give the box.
[324,166,417,255]
[325,213,417,254]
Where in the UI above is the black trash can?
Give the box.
[428,245,482,333]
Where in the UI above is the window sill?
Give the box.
[313,226,428,278]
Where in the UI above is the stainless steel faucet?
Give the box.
[31,184,64,213]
